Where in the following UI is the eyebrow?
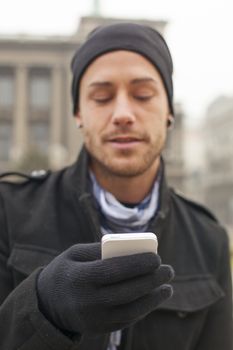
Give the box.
[130,77,158,85]
[88,77,158,88]
[88,81,113,88]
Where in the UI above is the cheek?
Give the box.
[82,123,102,147]
[82,128,95,150]
[80,105,110,129]
[141,100,168,120]
[147,112,168,129]
[149,95,169,116]
[82,120,106,136]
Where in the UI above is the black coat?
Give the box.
[0,149,232,350]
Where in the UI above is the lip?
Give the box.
[107,136,143,149]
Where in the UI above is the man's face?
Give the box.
[76,50,171,178]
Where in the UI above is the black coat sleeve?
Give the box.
[195,230,233,350]
[0,192,74,350]
[0,190,109,350]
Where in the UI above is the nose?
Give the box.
[111,93,136,126]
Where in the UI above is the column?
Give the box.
[66,63,83,163]
[50,65,66,168]
[13,65,28,161]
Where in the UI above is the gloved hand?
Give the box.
[37,243,174,334]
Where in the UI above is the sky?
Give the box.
[0,0,233,125]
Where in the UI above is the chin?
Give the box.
[103,160,155,178]
[88,145,161,178]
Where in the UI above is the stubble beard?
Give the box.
[86,133,166,179]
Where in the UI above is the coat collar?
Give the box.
[64,146,91,196]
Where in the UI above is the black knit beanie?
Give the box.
[71,22,174,116]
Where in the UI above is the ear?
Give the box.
[74,112,83,129]
[166,114,174,129]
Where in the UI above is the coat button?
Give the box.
[31,169,47,177]
[177,311,187,318]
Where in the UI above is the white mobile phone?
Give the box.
[101,232,158,259]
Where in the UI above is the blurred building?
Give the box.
[163,102,185,191]
[0,15,185,191]
[183,121,209,206]
[203,96,233,239]
[0,29,78,170]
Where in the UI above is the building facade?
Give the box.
[0,15,185,191]
[203,96,233,239]
[0,33,76,170]
[163,102,185,191]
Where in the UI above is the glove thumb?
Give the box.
[68,242,101,262]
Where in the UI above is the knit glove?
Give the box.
[37,243,174,334]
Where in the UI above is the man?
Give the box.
[0,23,232,350]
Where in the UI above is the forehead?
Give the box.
[80,50,162,85]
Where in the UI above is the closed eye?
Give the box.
[134,95,154,101]
[94,96,112,104]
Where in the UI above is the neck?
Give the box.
[90,158,161,204]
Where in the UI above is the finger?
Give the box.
[110,284,173,324]
[158,265,175,284]
[85,253,161,284]
[95,265,174,306]
[68,243,101,262]
[81,284,173,334]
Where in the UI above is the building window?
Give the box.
[28,120,49,154]
[28,68,51,153]
[0,67,14,119]
[31,76,50,108]
[0,68,14,165]
[0,75,14,107]
[0,68,14,111]
[0,120,12,161]
[29,69,51,110]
